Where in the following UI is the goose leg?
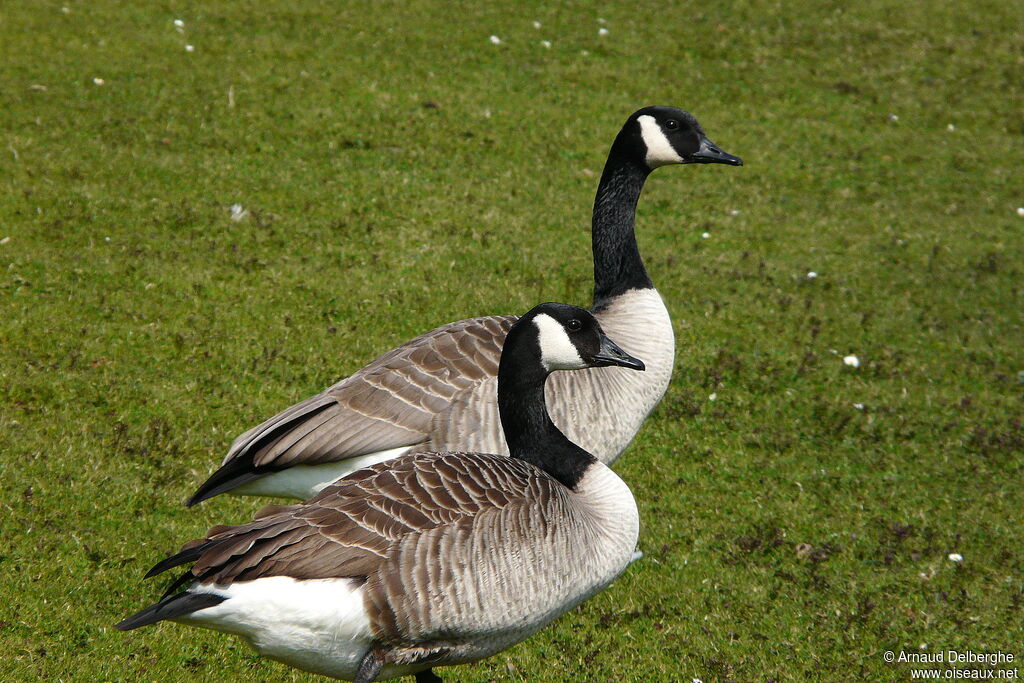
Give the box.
[415,669,442,683]
[355,650,384,683]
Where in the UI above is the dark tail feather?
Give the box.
[115,591,226,631]
[145,542,214,580]
[161,568,201,599]
[186,402,334,506]
[186,466,266,507]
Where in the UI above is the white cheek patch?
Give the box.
[533,314,585,372]
[637,114,684,168]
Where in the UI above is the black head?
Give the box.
[614,105,743,169]
[513,302,645,374]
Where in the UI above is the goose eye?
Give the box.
[664,119,680,131]
[566,319,583,332]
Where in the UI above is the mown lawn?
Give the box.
[1,1,1022,681]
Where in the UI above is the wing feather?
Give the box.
[167,452,553,593]
[189,316,516,504]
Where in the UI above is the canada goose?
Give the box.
[187,106,741,505]
[118,303,646,682]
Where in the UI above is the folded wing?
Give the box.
[188,316,516,505]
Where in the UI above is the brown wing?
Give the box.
[240,315,515,468]
[188,315,516,504]
[181,451,548,587]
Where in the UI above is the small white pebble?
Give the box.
[598,17,607,24]
[104,236,111,242]
[806,271,818,279]
[853,403,864,410]
[888,113,899,122]
[919,643,928,650]
[708,393,717,401]
[93,77,105,85]
[61,6,70,13]
[580,50,590,56]
[947,123,955,132]
[693,678,704,683]
[1016,207,1024,217]
[532,20,541,29]
[174,19,185,27]
[919,572,928,579]
[0,236,10,245]
[540,40,551,49]
[843,354,860,368]
[185,44,195,52]
[230,204,249,221]
[728,209,740,215]
[948,553,963,563]
[701,232,710,239]
[598,27,609,36]
[489,35,501,45]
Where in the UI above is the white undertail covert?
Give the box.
[180,576,374,680]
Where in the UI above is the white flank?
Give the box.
[637,114,683,168]
[232,446,412,499]
[181,576,373,680]
[533,313,585,371]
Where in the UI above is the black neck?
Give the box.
[497,342,596,490]
[591,151,653,308]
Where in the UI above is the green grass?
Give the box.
[2,1,1022,680]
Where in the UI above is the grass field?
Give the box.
[2,1,1022,681]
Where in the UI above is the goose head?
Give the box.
[498,303,644,483]
[515,302,646,374]
[616,106,743,170]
